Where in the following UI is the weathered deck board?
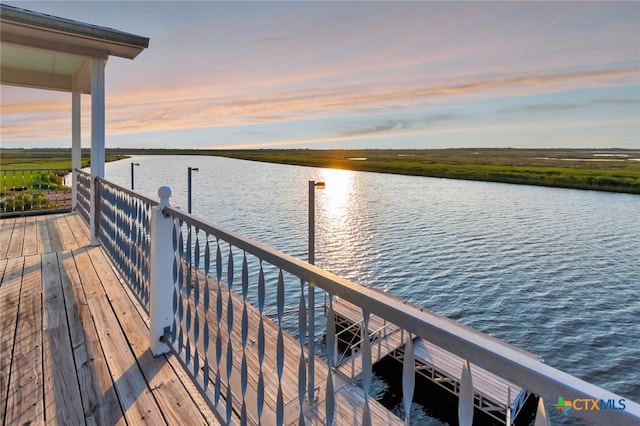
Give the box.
[5,254,44,425]
[66,213,91,247]
[22,216,39,256]
[0,257,23,422]
[46,215,65,252]
[1,213,221,426]
[52,212,81,250]
[6,217,25,258]
[73,246,168,425]
[58,249,126,426]
[86,245,211,425]
[42,251,85,425]
[0,218,15,259]
[37,215,52,253]
[1,211,405,425]
[0,259,7,283]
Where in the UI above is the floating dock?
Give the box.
[330,297,538,425]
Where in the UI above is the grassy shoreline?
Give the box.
[113,148,640,194]
[207,149,640,194]
[2,148,639,194]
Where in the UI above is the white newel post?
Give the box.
[149,186,174,356]
[90,58,106,246]
[71,91,81,209]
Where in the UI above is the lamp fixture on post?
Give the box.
[308,179,325,402]
[188,167,199,213]
[130,162,140,190]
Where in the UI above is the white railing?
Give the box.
[75,169,91,224]
[74,178,640,426]
[95,177,157,313]
[137,186,640,426]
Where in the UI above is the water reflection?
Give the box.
[315,168,377,286]
[318,168,353,222]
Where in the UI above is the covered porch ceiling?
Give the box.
[0,3,149,93]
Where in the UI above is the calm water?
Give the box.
[102,155,639,423]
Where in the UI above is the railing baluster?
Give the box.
[506,387,512,426]
[276,270,285,425]
[361,310,372,426]
[240,253,249,424]
[171,218,179,345]
[257,263,266,423]
[185,227,192,366]
[325,295,336,426]
[214,240,223,406]
[225,246,235,424]
[203,234,211,392]
[459,360,474,426]
[192,227,201,380]
[177,220,185,355]
[534,397,550,426]
[298,278,308,423]
[402,335,415,425]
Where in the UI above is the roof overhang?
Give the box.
[0,3,149,94]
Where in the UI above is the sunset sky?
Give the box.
[1,1,639,150]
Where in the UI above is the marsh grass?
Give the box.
[4,148,638,194]
[201,148,640,194]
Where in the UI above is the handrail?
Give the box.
[96,176,159,207]
[74,169,91,225]
[163,204,640,425]
[96,177,157,312]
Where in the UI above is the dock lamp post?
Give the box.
[130,162,140,190]
[188,167,199,213]
[308,180,325,402]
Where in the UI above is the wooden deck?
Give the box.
[1,212,403,425]
[188,267,403,425]
[0,213,221,425]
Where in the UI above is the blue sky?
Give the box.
[1,1,639,149]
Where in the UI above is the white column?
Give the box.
[90,58,106,245]
[71,91,81,209]
[149,186,174,356]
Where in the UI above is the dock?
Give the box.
[0,212,403,425]
[330,297,537,425]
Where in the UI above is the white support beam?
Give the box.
[90,57,106,246]
[71,91,81,209]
